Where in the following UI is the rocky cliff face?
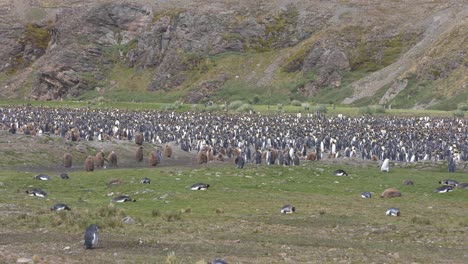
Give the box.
[0,0,466,109]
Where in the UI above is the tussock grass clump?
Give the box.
[290,99,302,106]
[165,251,184,264]
[152,209,161,217]
[359,106,373,115]
[411,216,432,225]
[372,105,386,114]
[452,110,464,118]
[180,208,192,214]
[16,205,127,231]
[191,104,201,111]
[205,104,221,112]
[228,100,244,110]
[236,103,253,112]
[315,104,328,113]
[98,204,126,218]
[164,100,183,111]
[164,211,183,222]
[358,105,386,115]
[457,102,468,111]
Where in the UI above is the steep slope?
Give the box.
[342,6,467,106]
[0,0,466,110]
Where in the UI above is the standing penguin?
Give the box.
[84,156,95,172]
[136,146,144,162]
[84,224,99,249]
[266,150,273,165]
[149,150,160,166]
[164,144,173,158]
[135,132,143,145]
[197,150,208,164]
[95,150,105,168]
[107,151,118,168]
[253,150,262,165]
[235,154,245,169]
[381,158,390,172]
[292,153,300,166]
[63,153,73,168]
[448,156,456,172]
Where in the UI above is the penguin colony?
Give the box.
[1,106,466,165]
[5,105,466,259]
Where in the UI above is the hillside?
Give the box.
[0,0,466,110]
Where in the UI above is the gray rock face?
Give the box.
[301,41,350,96]
[127,4,316,95]
[30,3,153,100]
[0,1,337,101]
[0,1,465,108]
[85,3,152,46]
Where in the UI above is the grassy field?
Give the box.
[0,99,461,117]
[0,160,467,263]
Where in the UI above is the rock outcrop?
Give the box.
[0,0,466,109]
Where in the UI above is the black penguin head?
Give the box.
[87,224,98,232]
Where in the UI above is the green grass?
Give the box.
[0,163,467,263]
[0,99,459,117]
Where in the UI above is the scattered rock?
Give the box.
[122,216,135,224]
[75,144,87,153]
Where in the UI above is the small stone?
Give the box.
[122,216,135,224]
[75,144,87,152]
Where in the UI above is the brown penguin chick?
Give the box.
[307,152,317,161]
[63,153,73,168]
[164,144,172,158]
[215,153,224,162]
[95,150,105,168]
[233,147,241,157]
[380,188,402,198]
[197,150,208,164]
[149,151,159,166]
[135,132,143,145]
[84,156,95,172]
[107,151,118,168]
[136,146,144,162]
[207,147,213,161]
